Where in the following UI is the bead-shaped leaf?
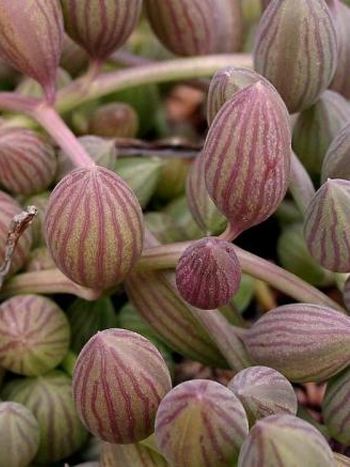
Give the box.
[304,179,350,272]
[155,379,249,467]
[322,122,350,181]
[89,103,139,138]
[245,303,350,382]
[73,329,172,444]
[0,127,57,196]
[204,81,291,238]
[228,366,298,426]
[176,237,241,309]
[100,441,168,467]
[330,2,350,99]
[238,415,334,467]
[254,0,338,113]
[293,90,350,176]
[61,0,142,60]
[0,0,64,102]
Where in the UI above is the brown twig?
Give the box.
[0,206,37,290]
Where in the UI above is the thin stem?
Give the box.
[0,92,39,114]
[136,242,344,312]
[57,54,253,114]
[32,103,95,169]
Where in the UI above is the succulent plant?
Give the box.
[116,157,163,208]
[204,81,291,239]
[73,329,172,443]
[207,66,273,126]
[322,366,350,445]
[16,67,71,98]
[228,366,298,426]
[0,190,32,275]
[89,103,139,138]
[277,223,334,287]
[245,303,350,382]
[0,295,70,376]
[330,2,350,99]
[155,158,191,201]
[155,379,249,467]
[45,166,144,290]
[292,91,350,176]
[57,135,117,179]
[304,179,350,272]
[144,0,242,56]
[0,127,57,196]
[67,296,118,353]
[2,370,87,463]
[175,236,241,309]
[61,0,143,61]
[0,0,64,102]
[238,414,334,467]
[0,401,40,467]
[25,191,50,247]
[186,153,227,235]
[100,440,168,467]
[254,0,338,113]
[322,122,350,181]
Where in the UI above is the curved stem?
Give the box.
[136,242,344,312]
[57,54,253,114]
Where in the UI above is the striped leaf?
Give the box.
[73,329,172,444]
[144,0,242,56]
[330,2,350,99]
[245,303,350,382]
[322,367,350,445]
[100,441,168,467]
[304,179,350,272]
[2,370,87,464]
[155,379,249,467]
[0,191,32,275]
[0,0,64,102]
[322,122,350,181]
[238,415,334,467]
[254,0,338,113]
[292,90,350,177]
[0,401,40,467]
[45,166,144,290]
[0,295,70,376]
[228,366,297,426]
[186,152,226,235]
[0,127,57,196]
[61,0,142,60]
[176,236,241,309]
[89,103,139,138]
[204,81,291,238]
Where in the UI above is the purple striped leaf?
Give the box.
[304,179,350,272]
[228,366,297,426]
[73,329,172,444]
[0,0,64,102]
[238,414,334,467]
[100,441,168,467]
[0,127,57,196]
[245,303,350,382]
[144,0,242,56]
[254,0,338,113]
[176,236,241,309]
[207,67,273,126]
[89,103,139,138]
[45,166,144,290]
[155,379,249,467]
[293,90,350,177]
[0,191,32,275]
[322,367,350,445]
[0,401,40,467]
[2,370,87,464]
[0,295,70,376]
[330,2,350,99]
[186,152,226,235]
[204,81,291,239]
[61,0,142,61]
[322,122,350,182]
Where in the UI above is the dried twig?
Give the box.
[0,205,37,290]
